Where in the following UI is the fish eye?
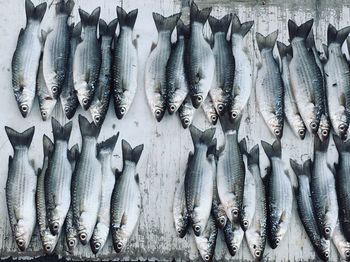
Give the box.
[196,96,203,103]
[194,225,201,232]
[218,104,224,112]
[169,104,176,112]
[94,115,100,123]
[219,216,226,225]
[21,104,28,112]
[82,98,89,105]
[243,220,249,228]
[64,107,70,113]
[232,209,239,217]
[17,239,25,247]
[80,233,87,241]
[211,115,217,122]
[42,112,47,118]
[324,251,329,258]
[231,111,238,119]
[94,242,101,250]
[52,86,58,94]
[120,107,126,114]
[53,222,59,230]
[339,124,347,132]
[177,228,182,233]
[322,130,328,137]
[204,254,210,261]
[232,245,237,252]
[155,109,162,116]
[255,250,261,257]
[45,245,52,251]
[117,242,123,249]
[310,121,317,130]
[324,227,331,235]
[275,238,280,244]
[274,129,281,136]
[345,250,350,257]
[184,118,190,125]
[298,129,305,137]
[68,239,76,247]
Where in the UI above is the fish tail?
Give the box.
[43,135,54,157]
[79,7,101,27]
[55,0,74,16]
[51,117,72,142]
[208,14,232,34]
[261,140,281,159]
[121,139,144,165]
[117,6,138,29]
[176,19,190,37]
[99,18,117,37]
[256,30,278,51]
[231,14,254,37]
[78,115,101,139]
[247,144,259,166]
[5,126,35,149]
[305,29,316,49]
[190,2,211,25]
[290,158,312,179]
[277,41,292,58]
[288,19,313,41]
[152,12,181,32]
[68,144,79,163]
[189,125,216,147]
[333,134,350,153]
[25,0,47,22]
[97,133,119,155]
[314,135,329,152]
[327,24,350,46]
[72,22,82,37]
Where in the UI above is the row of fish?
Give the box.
[12,0,138,126]
[173,119,350,261]
[5,115,143,254]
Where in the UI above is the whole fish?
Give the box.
[261,140,292,249]
[311,136,338,240]
[244,145,267,261]
[208,14,234,115]
[71,115,102,244]
[73,7,101,110]
[333,223,350,261]
[90,134,119,254]
[240,157,255,231]
[166,19,190,115]
[288,19,324,134]
[145,12,181,121]
[290,159,330,261]
[277,42,306,139]
[229,14,254,122]
[11,0,47,117]
[187,2,214,108]
[60,22,81,119]
[185,126,216,236]
[178,95,196,129]
[43,0,74,98]
[194,215,218,262]
[256,31,284,139]
[113,7,139,119]
[89,18,118,126]
[324,24,350,140]
[202,94,218,125]
[111,140,144,253]
[173,179,189,238]
[217,116,246,224]
[223,219,244,257]
[5,126,36,251]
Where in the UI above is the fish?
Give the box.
[173,179,189,238]
[73,7,101,110]
[288,19,324,134]
[244,145,267,261]
[194,215,218,262]
[89,18,118,126]
[145,12,181,121]
[187,2,214,108]
[11,0,47,117]
[208,14,234,115]
[202,94,218,125]
[60,22,81,119]
[5,126,36,251]
[178,95,196,129]
[64,206,78,251]
[324,24,350,140]
[166,19,190,115]
[113,7,139,119]
[290,158,330,261]
[277,41,306,139]
[256,31,284,139]
[261,140,293,249]
[333,223,350,261]
[71,115,102,245]
[90,134,119,254]
[223,219,244,257]
[42,0,74,99]
[217,115,246,224]
[229,14,254,122]
[185,126,216,236]
[36,135,59,254]
[111,140,144,253]
[240,157,255,231]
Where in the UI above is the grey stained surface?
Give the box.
[0,0,348,261]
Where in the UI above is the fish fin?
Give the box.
[120,212,128,226]
[5,126,35,149]
[152,12,181,32]
[55,0,74,15]
[37,168,42,177]
[279,210,287,225]
[288,19,313,41]
[79,7,100,27]
[261,140,281,159]
[333,134,350,152]
[208,13,232,34]
[217,145,225,156]
[256,30,278,51]
[8,156,13,170]
[247,144,259,166]
[207,138,217,157]
[327,24,350,46]
[189,125,216,147]
[117,6,138,29]
[305,29,316,49]
[327,163,336,175]
[43,135,54,157]
[78,115,101,139]
[219,113,240,132]
[231,14,254,37]
[68,144,79,163]
[150,42,157,52]
[72,22,82,37]
[314,135,329,152]
[239,138,247,155]
[30,159,35,169]
[277,41,292,58]
[190,2,211,25]
[25,0,47,22]
[98,19,107,35]
[135,173,140,184]
[176,19,190,37]
[97,133,119,155]
[132,38,138,48]
[322,44,329,58]
[51,117,72,142]
[122,139,144,165]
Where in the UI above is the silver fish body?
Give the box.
[178,95,196,129]
[173,179,189,238]
[194,215,218,262]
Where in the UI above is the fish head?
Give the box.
[41,230,57,254]
[90,223,108,254]
[66,234,78,251]
[195,235,214,262]
[309,120,319,133]
[115,100,131,119]
[76,84,94,110]
[14,86,34,117]
[77,225,91,245]
[297,127,306,140]
[209,112,218,125]
[14,221,32,251]
[62,95,78,120]
[240,218,249,231]
[168,103,178,115]
[111,227,128,253]
[268,117,283,139]
[323,225,332,239]
[174,217,188,238]
[229,207,240,223]
[49,220,61,235]
[153,106,166,122]
[216,214,227,229]
[90,104,104,127]
[337,123,348,140]
[191,93,204,109]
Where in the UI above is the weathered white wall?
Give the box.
[0,0,349,260]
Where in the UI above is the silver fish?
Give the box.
[187,2,214,108]
[178,95,196,129]
[5,126,36,251]
[173,179,189,238]
[194,215,218,262]
[229,14,253,122]
[223,219,244,257]
[71,115,102,245]
[111,140,143,253]
[42,0,74,99]
[113,7,139,119]
[240,157,255,231]
[333,223,350,261]
[73,7,101,110]
[202,94,218,125]
[90,134,119,254]
[89,18,118,126]
[11,0,47,117]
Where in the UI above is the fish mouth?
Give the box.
[298,129,306,139]
[19,104,29,117]
[154,109,165,122]
[116,106,127,119]
[191,94,203,108]
[16,238,26,251]
[79,232,88,245]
